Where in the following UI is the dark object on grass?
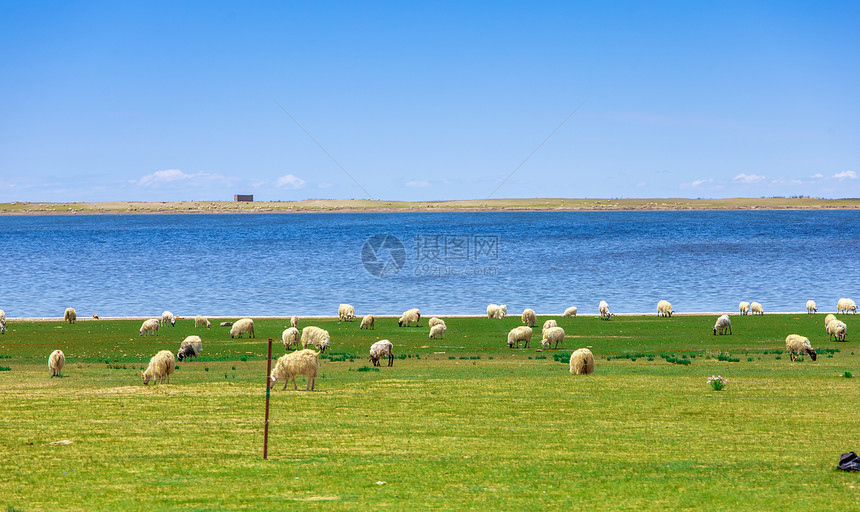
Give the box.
[838,452,860,471]
[220,322,233,327]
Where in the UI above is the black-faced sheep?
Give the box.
[369,339,394,367]
[177,336,202,362]
[785,334,817,361]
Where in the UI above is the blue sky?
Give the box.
[1,1,858,202]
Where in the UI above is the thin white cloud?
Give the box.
[406,181,430,188]
[680,178,713,189]
[834,170,857,180]
[137,169,218,187]
[732,173,766,184]
[811,173,824,179]
[275,174,306,189]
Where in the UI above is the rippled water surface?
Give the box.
[2,211,858,317]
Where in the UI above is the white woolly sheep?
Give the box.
[338,304,355,322]
[139,318,159,336]
[824,313,837,331]
[827,320,847,342]
[563,306,577,318]
[301,326,330,353]
[542,319,558,336]
[0,309,5,335]
[541,326,565,350]
[750,302,763,315]
[369,339,394,367]
[398,308,421,327]
[48,349,65,377]
[487,304,508,319]
[598,301,612,321]
[194,315,210,328]
[507,326,533,349]
[360,314,375,330]
[806,300,817,314]
[521,308,536,327]
[268,349,319,391]
[142,350,175,385]
[837,298,857,314]
[64,307,76,324]
[290,315,299,328]
[713,314,732,335]
[739,301,750,315]
[428,317,446,329]
[785,334,817,361]
[429,324,446,339]
[161,310,176,327]
[177,335,203,362]
[569,348,595,375]
[281,327,300,350]
[230,318,255,339]
[657,300,673,317]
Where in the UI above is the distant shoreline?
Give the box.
[1,197,859,215]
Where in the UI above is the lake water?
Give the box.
[1,210,858,317]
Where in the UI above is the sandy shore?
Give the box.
[5,312,832,321]
[1,197,858,215]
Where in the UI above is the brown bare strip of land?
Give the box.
[1,197,858,215]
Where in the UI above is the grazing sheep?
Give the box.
[806,300,817,314]
[177,336,203,362]
[785,335,817,361]
[360,314,375,330]
[507,326,533,348]
[0,309,5,335]
[64,307,77,324]
[161,311,176,327]
[338,304,355,322]
[369,339,394,367]
[542,319,558,337]
[398,308,421,327]
[487,304,508,319]
[139,318,160,336]
[142,350,175,385]
[541,326,565,350]
[428,317,446,329]
[194,315,211,328]
[827,320,847,342]
[824,314,837,332]
[290,315,299,328]
[301,326,330,353]
[739,301,750,315]
[837,298,857,314]
[563,306,577,318]
[281,327,300,350]
[48,349,65,377]
[429,324,446,339]
[521,308,536,327]
[598,301,612,321]
[657,300,673,317]
[569,348,595,375]
[713,315,732,335]
[230,318,255,339]
[268,349,319,391]
[750,302,764,315]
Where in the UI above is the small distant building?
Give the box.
[234,195,253,202]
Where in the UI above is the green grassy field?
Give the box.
[1,313,858,510]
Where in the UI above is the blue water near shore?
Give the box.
[1,210,858,317]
